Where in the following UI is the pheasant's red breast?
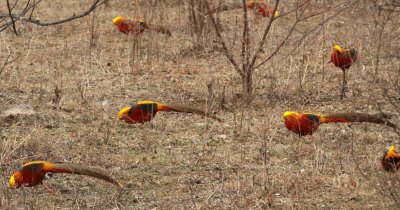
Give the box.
[330,46,358,70]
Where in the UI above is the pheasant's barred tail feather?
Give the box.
[164,104,223,122]
[52,164,123,189]
[148,25,171,36]
[325,112,397,128]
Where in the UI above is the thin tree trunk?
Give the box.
[242,70,253,101]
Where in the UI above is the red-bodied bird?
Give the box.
[330,44,358,100]
[382,146,400,172]
[246,0,278,17]
[9,161,123,189]
[117,100,222,124]
[283,111,396,136]
[112,16,171,36]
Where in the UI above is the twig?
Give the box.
[374,8,394,79]
[249,0,280,71]
[6,0,18,35]
[241,0,250,72]
[19,0,103,26]
[254,0,358,70]
[1,0,103,32]
[204,0,242,76]
[274,0,311,19]
[0,52,20,77]
[253,17,298,70]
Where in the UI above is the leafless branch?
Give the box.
[6,0,18,35]
[249,0,280,71]
[254,0,359,70]
[0,51,21,77]
[275,0,311,19]
[0,0,103,34]
[204,0,242,76]
[17,0,103,26]
[374,8,394,78]
[241,0,250,74]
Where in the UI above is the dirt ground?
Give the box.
[1,0,400,209]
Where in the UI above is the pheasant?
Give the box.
[112,16,171,36]
[283,111,396,136]
[246,0,278,18]
[330,44,358,100]
[9,161,123,189]
[382,146,400,172]
[117,100,222,124]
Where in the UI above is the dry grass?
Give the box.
[1,0,400,209]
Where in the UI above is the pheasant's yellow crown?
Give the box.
[332,44,343,53]
[283,111,298,119]
[386,145,397,153]
[117,107,131,120]
[112,16,125,24]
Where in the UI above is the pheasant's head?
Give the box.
[382,145,400,172]
[384,146,398,159]
[9,172,23,189]
[112,16,127,25]
[247,0,256,9]
[332,44,344,54]
[283,111,299,123]
[269,7,279,17]
[117,107,131,121]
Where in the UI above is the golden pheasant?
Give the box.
[283,111,396,136]
[246,0,278,17]
[330,44,358,99]
[112,16,171,36]
[117,100,222,124]
[382,146,400,172]
[9,161,123,189]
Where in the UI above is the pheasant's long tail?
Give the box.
[51,164,123,188]
[148,25,171,36]
[324,112,397,128]
[161,103,223,122]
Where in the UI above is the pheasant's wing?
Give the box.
[21,162,45,174]
[325,112,397,128]
[123,19,146,33]
[163,103,223,122]
[349,49,358,61]
[51,164,123,188]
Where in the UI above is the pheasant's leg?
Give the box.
[341,69,346,100]
[129,35,138,69]
[43,182,55,194]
